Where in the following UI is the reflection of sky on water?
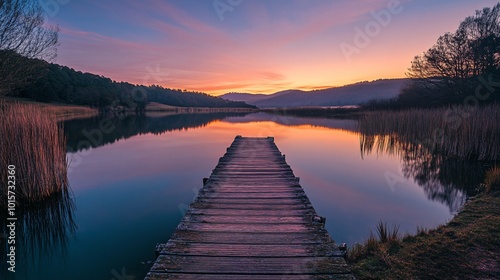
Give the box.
[273,125,452,244]
[11,112,478,280]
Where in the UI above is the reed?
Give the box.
[376,221,400,243]
[484,166,500,195]
[0,102,69,208]
[358,105,500,161]
[347,222,401,263]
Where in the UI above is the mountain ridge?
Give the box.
[220,79,409,108]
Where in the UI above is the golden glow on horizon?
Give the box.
[150,46,413,96]
[162,73,408,96]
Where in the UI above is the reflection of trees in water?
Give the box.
[0,189,76,275]
[64,112,251,152]
[360,134,490,213]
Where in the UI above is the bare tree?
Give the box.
[0,0,58,95]
[0,0,59,60]
[460,4,500,76]
[407,3,500,95]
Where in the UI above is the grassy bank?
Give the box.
[358,105,500,161]
[3,97,98,120]
[348,166,500,279]
[0,102,69,208]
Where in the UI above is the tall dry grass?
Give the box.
[358,105,500,161]
[2,97,98,121]
[0,101,68,208]
[484,166,500,195]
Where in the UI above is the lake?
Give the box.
[5,111,485,280]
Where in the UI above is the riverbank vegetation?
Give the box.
[358,105,500,161]
[3,97,98,120]
[0,102,69,209]
[347,166,500,279]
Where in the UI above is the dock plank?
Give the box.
[182,214,309,224]
[150,255,351,274]
[169,231,334,245]
[158,241,338,257]
[146,273,355,280]
[145,136,353,279]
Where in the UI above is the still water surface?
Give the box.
[8,112,483,280]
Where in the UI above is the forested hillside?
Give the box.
[1,50,254,109]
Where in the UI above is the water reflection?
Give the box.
[63,112,251,152]
[359,134,490,213]
[0,189,76,278]
[223,112,358,132]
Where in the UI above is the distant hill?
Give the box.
[220,79,409,108]
[1,50,255,109]
[220,92,269,103]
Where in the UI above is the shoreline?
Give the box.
[1,97,257,120]
[347,177,500,279]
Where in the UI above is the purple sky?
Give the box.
[42,0,498,95]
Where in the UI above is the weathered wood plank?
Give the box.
[204,184,302,189]
[200,189,302,194]
[146,273,356,280]
[168,230,334,245]
[200,191,301,195]
[182,214,309,224]
[158,241,339,257]
[190,202,314,210]
[150,255,351,274]
[213,166,292,171]
[197,192,306,199]
[194,198,310,205]
[207,176,297,180]
[202,186,302,191]
[186,208,316,217]
[176,222,315,233]
[160,241,340,258]
[197,193,304,198]
[212,166,292,170]
[212,172,294,176]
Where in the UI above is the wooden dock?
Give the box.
[145,136,354,279]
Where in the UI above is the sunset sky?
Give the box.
[46,0,498,95]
